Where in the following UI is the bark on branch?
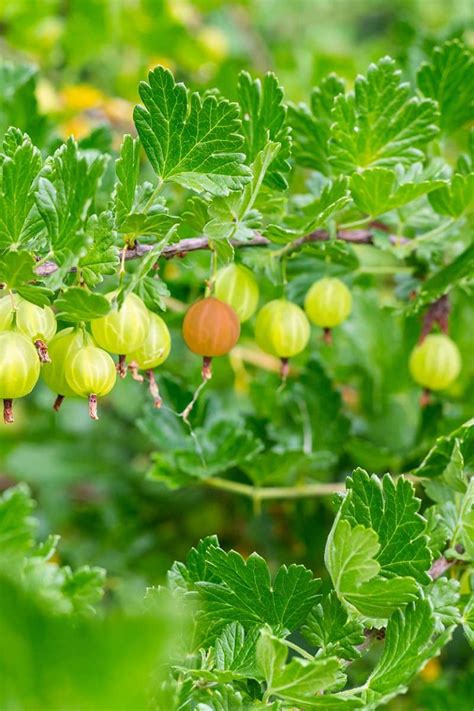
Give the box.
[34,226,405,277]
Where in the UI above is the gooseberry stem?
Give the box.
[53,394,65,411]
[180,360,213,423]
[280,357,289,382]
[147,369,162,408]
[323,328,332,345]
[34,339,51,363]
[420,388,431,407]
[3,399,13,424]
[117,354,127,378]
[88,394,99,420]
[128,361,144,382]
[202,356,213,381]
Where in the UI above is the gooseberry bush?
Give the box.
[1,36,474,710]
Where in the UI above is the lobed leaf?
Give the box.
[417,40,474,133]
[134,66,250,195]
[330,57,439,174]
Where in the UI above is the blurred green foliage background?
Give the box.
[1,1,473,707]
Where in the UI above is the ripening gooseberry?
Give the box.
[65,345,117,420]
[214,264,259,322]
[91,292,149,376]
[304,277,352,329]
[42,328,85,410]
[0,331,41,423]
[16,298,57,362]
[409,334,461,392]
[182,297,240,379]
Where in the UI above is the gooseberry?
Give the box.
[409,334,461,393]
[42,327,85,410]
[304,277,352,341]
[128,312,171,407]
[0,331,41,423]
[16,298,57,362]
[0,293,17,330]
[182,297,240,379]
[65,344,117,420]
[91,292,150,376]
[255,299,310,379]
[214,264,259,322]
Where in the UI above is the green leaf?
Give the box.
[325,519,380,595]
[133,66,250,195]
[214,622,259,678]
[0,252,35,288]
[427,578,461,632]
[406,243,474,315]
[462,595,474,648]
[302,591,365,661]
[120,210,180,241]
[417,40,474,133]
[0,130,42,249]
[238,71,291,190]
[364,600,452,707]
[16,284,54,307]
[428,173,474,217]
[266,177,349,242]
[325,518,418,619]
[350,166,444,216]
[167,535,220,594]
[257,628,343,705]
[289,75,345,175]
[204,142,280,247]
[148,419,263,487]
[330,57,439,174]
[114,134,141,227]
[35,138,107,265]
[61,566,105,615]
[414,420,474,478]
[54,287,111,323]
[0,484,35,562]
[78,211,119,288]
[135,274,170,312]
[340,469,432,583]
[0,573,180,710]
[0,63,46,144]
[198,546,321,634]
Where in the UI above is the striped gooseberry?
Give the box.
[214,264,259,322]
[128,312,171,407]
[0,331,41,423]
[255,299,310,379]
[16,298,57,362]
[91,292,150,376]
[409,334,461,393]
[41,327,85,410]
[182,297,240,379]
[65,344,117,420]
[304,277,352,341]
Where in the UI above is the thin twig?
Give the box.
[34,227,405,277]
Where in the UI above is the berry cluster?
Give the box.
[0,264,462,423]
[0,292,170,422]
[187,263,462,396]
